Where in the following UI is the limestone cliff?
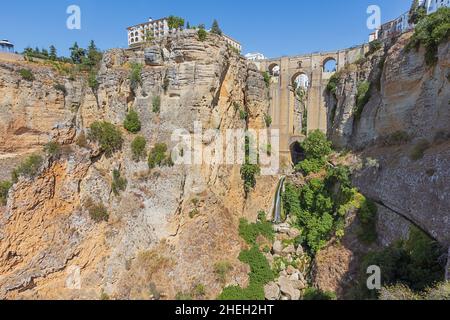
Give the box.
[0,31,277,299]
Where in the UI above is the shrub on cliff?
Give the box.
[18,69,35,81]
[301,130,332,161]
[44,141,62,157]
[111,169,127,196]
[238,216,274,246]
[11,154,44,183]
[354,81,371,119]
[407,7,450,66]
[410,139,431,161]
[0,181,12,206]
[131,136,147,161]
[152,96,161,113]
[88,121,123,156]
[123,110,142,133]
[197,28,207,41]
[129,62,143,91]
[85,198,109,222]
[148,143,173,169]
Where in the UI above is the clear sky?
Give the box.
[1,0,411,58]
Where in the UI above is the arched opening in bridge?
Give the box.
[323,58,337,73]
[290,141,304,166]
[292,73,309,89]
[268,63,280,77]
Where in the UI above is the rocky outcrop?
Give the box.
[327,33,450,247]
[0,31,275,299]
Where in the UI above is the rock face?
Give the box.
[327,33,450,247]
[0,31,275,299]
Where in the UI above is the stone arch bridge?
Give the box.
[256,44,369,165]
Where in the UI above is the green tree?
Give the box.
[302,130,332,160]
[167,16,185,30]
[129,62,143,92]
[69,42,86,64]
[197,28,207,41]
[49,45,57,60]
[84,40,102,69]
[88,121,123,156]
[131,136,147,161]
[123,110,142,133]
[211,19,222,35]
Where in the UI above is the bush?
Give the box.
[123,110,142,133]
[219,246,274,300]
[326,72,341,97]
[12,154,43,183]
[366,40,383,57]
[44,141,61,157]
[88,121,123,156]
[294,158,325,175]
[152,96,161,113]
[19,69,35,81]
[111,169,127,196]
[241,163,260,195]
[354,227,445,299]
[85,198,109,222]
[239,109,249,121]
[262,71,270,87]
[354,81,371,120]
[357,198,378,244]
[167,16,185,29]
[76,132,88,148]
[301,130,332,161]
[407,8,450,66]
[410,139,430,161]
[148,143,173,169]
[197,28,207,41]
[88,72,99,91]
[303,287,337,300]
[54,83,67,95]
[131,136,147,161]
[215,261,233,283]
[238,217,274,246]
[129,62,143,91]
[0,181,12,206]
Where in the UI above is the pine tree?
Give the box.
[211,19,222,35]
[186,22,191,29]
[70,42,86,64]
[49,45,57,60]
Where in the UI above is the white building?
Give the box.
[423,0,450,13]
[245,52,266,61]
[127,17,173,47]
[223,34,242,53]
[370,0,449,41]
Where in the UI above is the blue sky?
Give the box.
[1,0,411,58]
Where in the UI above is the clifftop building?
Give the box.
[371,0,449,41]
[127,17,172,47]
[127,17,242,52]
[0,40,14,53]
[245,53,266,61]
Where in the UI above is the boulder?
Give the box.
[286,265,296,275]
[273,241,283,255]
[264,282,280,300]
[296,245,304,257]
[278,276,300,300]
[282,244,296,255]
[288,228,300,238]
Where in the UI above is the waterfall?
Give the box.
[272,176,286,224]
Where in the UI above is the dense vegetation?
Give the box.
[354,81,371,120]
[88,121,123,156]
[294,130,332,175]
[286,132,377,254]
[407,7,450,66]
[239,212,275,246]
[351,227,445,299]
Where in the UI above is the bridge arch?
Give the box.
[291,72,310,89]
[323,57,337,73]
[268,63,280,77]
